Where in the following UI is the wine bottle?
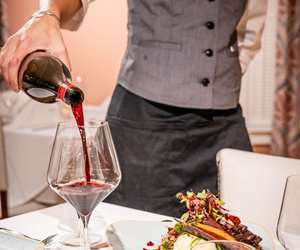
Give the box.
[18,51,84,105]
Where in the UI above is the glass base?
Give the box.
[45,214,107,249]
[43,233,106,249]
[58,232,103,247]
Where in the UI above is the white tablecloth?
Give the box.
[0,202,169,241]
[2,95,110,207]
[0,202,284,250]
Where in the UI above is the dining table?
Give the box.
[0,201,284,250]
[0,202,170,249]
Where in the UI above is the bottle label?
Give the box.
[26,88,56,98]
[57,83,73,101]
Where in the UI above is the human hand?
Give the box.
[0,13,71,91]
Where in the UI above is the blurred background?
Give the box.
[0,1,299,217]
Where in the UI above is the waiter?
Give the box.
[0,0,267,217]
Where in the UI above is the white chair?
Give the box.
[217,148,300,239]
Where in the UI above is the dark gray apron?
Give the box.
[105,85,252,217]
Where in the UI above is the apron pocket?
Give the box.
[106,116,188,213]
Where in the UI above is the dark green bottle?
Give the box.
[18,51,84,105]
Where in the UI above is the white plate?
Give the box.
[105,220,274,250]
[0,228,42,250]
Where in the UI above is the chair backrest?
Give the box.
[217,149,300,238]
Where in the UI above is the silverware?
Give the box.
[39,234,58,246]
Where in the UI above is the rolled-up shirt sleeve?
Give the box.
[237,0,268,74]
[61,0,94,31]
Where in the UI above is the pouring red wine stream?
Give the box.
[71,103,91,182]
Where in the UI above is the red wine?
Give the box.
[71,104,91,182]
[54,180,114,216]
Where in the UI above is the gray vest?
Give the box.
[118,0,248,109]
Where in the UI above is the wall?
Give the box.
[6,0,127,105]
[240,0,277,144]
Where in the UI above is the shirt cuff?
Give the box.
[61,0,91,31]
[239,48,258,74]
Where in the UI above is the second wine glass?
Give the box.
[47,120,121,249]
[277,175,300,250]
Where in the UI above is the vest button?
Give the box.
[205,21,215,30]
[201,78,210,86]
[204,49,214,57]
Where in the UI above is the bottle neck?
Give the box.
[57,82,74,101]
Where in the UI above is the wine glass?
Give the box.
[277,175,300,250]
[46,120,121,249]
[191,240,255,250]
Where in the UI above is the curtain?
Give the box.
[271,0,300,158]
[0,0,8,91]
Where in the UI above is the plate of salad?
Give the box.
[105,190,273,250]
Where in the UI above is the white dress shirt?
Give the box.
[62,0,268,74]
[237,0,268,73]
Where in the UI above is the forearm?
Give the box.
[237,0,268,74]
[39,0,82,27]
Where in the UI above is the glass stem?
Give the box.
[76,213,82,238]
[80,215,90,250]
